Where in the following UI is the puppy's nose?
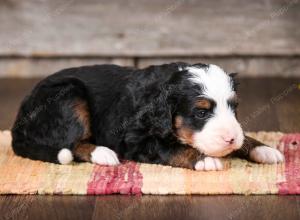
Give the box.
[222,136,235,145]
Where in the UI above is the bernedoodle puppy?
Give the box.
[12,62,284,170]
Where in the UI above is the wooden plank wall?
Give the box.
[0,0,299,77]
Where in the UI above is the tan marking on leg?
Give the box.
[169,147,201,169]
[73,142,96,162]
[72,99,92,140]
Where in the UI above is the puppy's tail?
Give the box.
[12,137,74,165]
[57,148,74,164]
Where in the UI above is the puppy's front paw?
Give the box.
[91,146,120,166]
[194,157,223,171]
[250,146,284,164]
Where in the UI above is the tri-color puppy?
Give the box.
[12,63,284,171]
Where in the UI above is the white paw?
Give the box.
[250,146,284,164]
[194,157,223,171]
[91,146,120,166]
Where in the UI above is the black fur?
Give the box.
[11,62,259,168]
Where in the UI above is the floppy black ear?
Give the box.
[123,84,174,153]
[126,82,175,141]
[229,72,239,91]
[138,85,174,137]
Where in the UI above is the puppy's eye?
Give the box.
[195,109,208,119]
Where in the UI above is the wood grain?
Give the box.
[0,0,299,57]
[0,195,299,220]
[0,195,95,220]
[0,58,134,78]
[1,57,300,77]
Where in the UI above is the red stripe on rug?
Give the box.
[278,134,300,194]
[87,161,143,195]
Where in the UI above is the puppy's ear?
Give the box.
[229,72,239,91]
[148,86,174,137]
[134,85,174,138]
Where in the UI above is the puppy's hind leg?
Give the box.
[12,78,92,164]
[12,97,91,164]
[73,142,120,166]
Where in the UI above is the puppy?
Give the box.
[12,63,284,171]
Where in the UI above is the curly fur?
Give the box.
[11,62,273,169]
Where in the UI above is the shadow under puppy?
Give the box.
[12,62,284,171]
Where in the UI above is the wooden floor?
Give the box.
[0,77,300,220]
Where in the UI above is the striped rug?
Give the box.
[0,130,299,195]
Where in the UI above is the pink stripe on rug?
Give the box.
[278,134,300,194]
[87,161,143,195]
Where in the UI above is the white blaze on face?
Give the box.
[186,64,244,157]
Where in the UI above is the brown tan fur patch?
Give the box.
[174,116,194,146]
[169,147,202,169]
[73,142,96,162]
[195,99,211,109]
[72,99,91,140]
